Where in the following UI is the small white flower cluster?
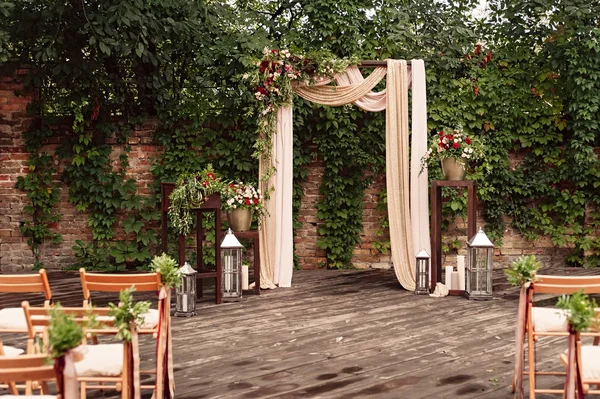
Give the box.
[462,147,474,158]
[225,183,262,210]
[261,104,274,115]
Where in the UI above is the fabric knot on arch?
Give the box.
[258,59,430,292]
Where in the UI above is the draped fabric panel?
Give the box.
[259,106,294,288]
[410,60,431,258]
[386,60,416,290]
[259,59,429,291]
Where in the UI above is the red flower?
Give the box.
[257,87,268,96]
[474,44,482,56]
[465,137,472,145]
[486,51,493,61]
[202,181,208,187]
[207,172,215,180]
[259,60,270,73]
[271,49,279,54]
[452,143,460,149]
[253,199,258,205]
[473,85,479,96]
[446,134,453,141]
[244,199,251,205]
[439,130,444,136]
[229,183,236,188]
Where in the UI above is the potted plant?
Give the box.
[505,254,542,287]
[221,182,265,232]
[420,126,484,180]
[168,165,225,236]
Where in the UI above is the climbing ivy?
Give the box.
[5,0,600,271]
[15,123,62,270]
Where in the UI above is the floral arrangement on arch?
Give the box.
[221,182,266,221]
[246,48,358,184]
[420,126,485,172]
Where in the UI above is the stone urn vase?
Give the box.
[227,208,253,232]
[441,158,466,181]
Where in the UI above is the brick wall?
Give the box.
[0,73,574,272]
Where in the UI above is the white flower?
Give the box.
[256,61,261,67]
[242,73,249,80]
[454,139,458,143]
[469,147,473,153]
[462,153,467,157]
[442,138,448,144]
[263,47,270,55]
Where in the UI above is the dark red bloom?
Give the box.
[207,172,215,180]
[244,198,251,205]
[474,44,482,56]
[452,143,460,149]
[253,199,258,205]
[465,137,472,145]
[259,60,270,73]
[202,181,208,187]
[229,183,236,188]
[446,134,453,141]
[486,51,493,60]
[271,49,279,54]
[257,87,268,96]
[439,130,444,136]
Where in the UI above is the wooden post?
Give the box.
[430,180,477,294]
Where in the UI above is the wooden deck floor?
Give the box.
[1,267,599,398]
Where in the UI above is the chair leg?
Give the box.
[528,332,536,399]
[80,381,87,399]
[7,381,18,395]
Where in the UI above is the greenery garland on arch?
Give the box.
[246,48,359,188]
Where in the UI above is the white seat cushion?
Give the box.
[74,344,123,377]
[532,307,569,333]
[0,346,24,357]
[141,309,159,329]
[0,308,26,330]
[95,308,158,329]
[580,345,600,381]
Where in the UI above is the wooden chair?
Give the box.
[512,275,600,398]
[21,301,136,399]
[0,354,58,398]
[79,269,161,334]
[79,269,173,397]
[0,269,52,343]
[559,309,600,398]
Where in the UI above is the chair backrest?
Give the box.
[21,301,114,339]
[532,275,600,295]
[0,354,55,382]
[0,269,52,304]
[79,268,162,304]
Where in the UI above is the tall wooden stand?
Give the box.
[161,183,222,304]
[430,180,477,294]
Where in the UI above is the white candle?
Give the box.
[457,255,466,291]
[451,271,459,291]
[242,265,249,290]
[444,266,453,288]
[182,293,188,312]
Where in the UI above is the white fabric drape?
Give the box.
[259,106,294,288]
[410,60,431,258]
[259,59,429,291]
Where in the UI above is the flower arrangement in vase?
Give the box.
[420,127,484,180]
[168,165,225,236]
[221,182,265,232]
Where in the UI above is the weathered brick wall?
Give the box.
[0,73,575,272]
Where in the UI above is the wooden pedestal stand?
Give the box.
[430,180,477,296]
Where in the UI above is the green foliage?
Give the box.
[15,125,63,269]
[47,305,101,359]
[505,255,542,286]
[556,291,599,333]
[150,253,181,289]
[108,287,151,342]
[5,0,600,271]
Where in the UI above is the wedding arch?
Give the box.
[254,56,431,291]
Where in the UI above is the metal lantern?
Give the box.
[466,228,494,300]
[175,262,197,317]
[415,249,430,295]
[221,228,243,302]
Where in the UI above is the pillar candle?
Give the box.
[457,255,466,291]
[242,265,249,290]
[451,271,459,291]
[444,266,453,289]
